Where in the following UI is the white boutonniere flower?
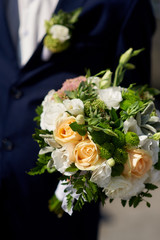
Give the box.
[42,8,82,60]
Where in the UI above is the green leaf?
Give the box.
[90,130,111,145]
[66,194,73,211]
[131,48,145,57]
[69,7,82,24]
[33,105,43,126]
[146,202,151,208]
[145,183,158,191]
[74,195,85,211]
[88,180,98,195]
[133,197,142,208]
[65,90,77,99]
[65,165,79,173]
[141,192,152,198]
[129,196,137,207]
[121,200,127,207]
[70,122,87,136]
[28,161,47,176]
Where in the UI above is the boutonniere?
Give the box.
[44,8,82,53]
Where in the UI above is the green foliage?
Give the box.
[63,172,106,212]
[120,100,149,121]
[49,194,64,217]
[117,183,158,208]
[65,163,79,173]
[111,129,126,147]
[99,142,115,160]
[28,153,53,176]
[69,122,87,136]
[113,148,128,164]
[90,130,111,145]
[33,128,52,148]
[33,105,43,126]
[66,194,73,211]
[111,163,124,177]
[77,80,98,102]
[45,8,82,32]
[91,99,107,112]
[84,101,91,116]
[113,48,144,87]
[125,132,140,146]
[44,35,70,53]
[122,89,140,102]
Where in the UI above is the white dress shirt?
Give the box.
[6,0,59,66]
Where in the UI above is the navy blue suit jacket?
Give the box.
[0,0,155,239]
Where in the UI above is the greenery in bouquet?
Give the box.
[44,8,82,53]
[29,48,160,217]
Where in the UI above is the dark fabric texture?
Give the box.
[0,0,155,239]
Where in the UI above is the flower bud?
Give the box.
[107,158,115,167]
[76,114,85,125]
[119,48,133,65]
[99,70,112,89]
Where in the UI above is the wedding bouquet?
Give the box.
[29,48,160,217]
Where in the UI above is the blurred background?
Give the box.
[98,1,160,239]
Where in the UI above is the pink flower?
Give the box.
[57,76,86,99]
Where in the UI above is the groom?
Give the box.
[0,0,155,239]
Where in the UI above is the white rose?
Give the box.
[147,167,160,184]
[51,145,72,176]
[40,102,67,131]
[42,90,56,108]
[50,24,70,42]
[123,117,143,135]
[63,99,84,116]
[98,87,123,110]
[139,135,159,164]
[90,160,111,188]
[104,175,148,200]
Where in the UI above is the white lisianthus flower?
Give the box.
[147,167,160,184]
[50,24,70,42]
[139,135,159,164]
[51,145,72,176]
[123,117,143,135]
[90,160,111,188]
[63,99,84,116]
[40,102,67,131]
[104,175,148,200]
[98,87,123,110]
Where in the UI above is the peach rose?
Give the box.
[123,148,152,178]
[74,139,101,170]
[54,116,82,146]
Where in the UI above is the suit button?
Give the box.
[2,138,14,151]
[11,86,23,99]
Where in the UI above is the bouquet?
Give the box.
[29,48,160,217]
